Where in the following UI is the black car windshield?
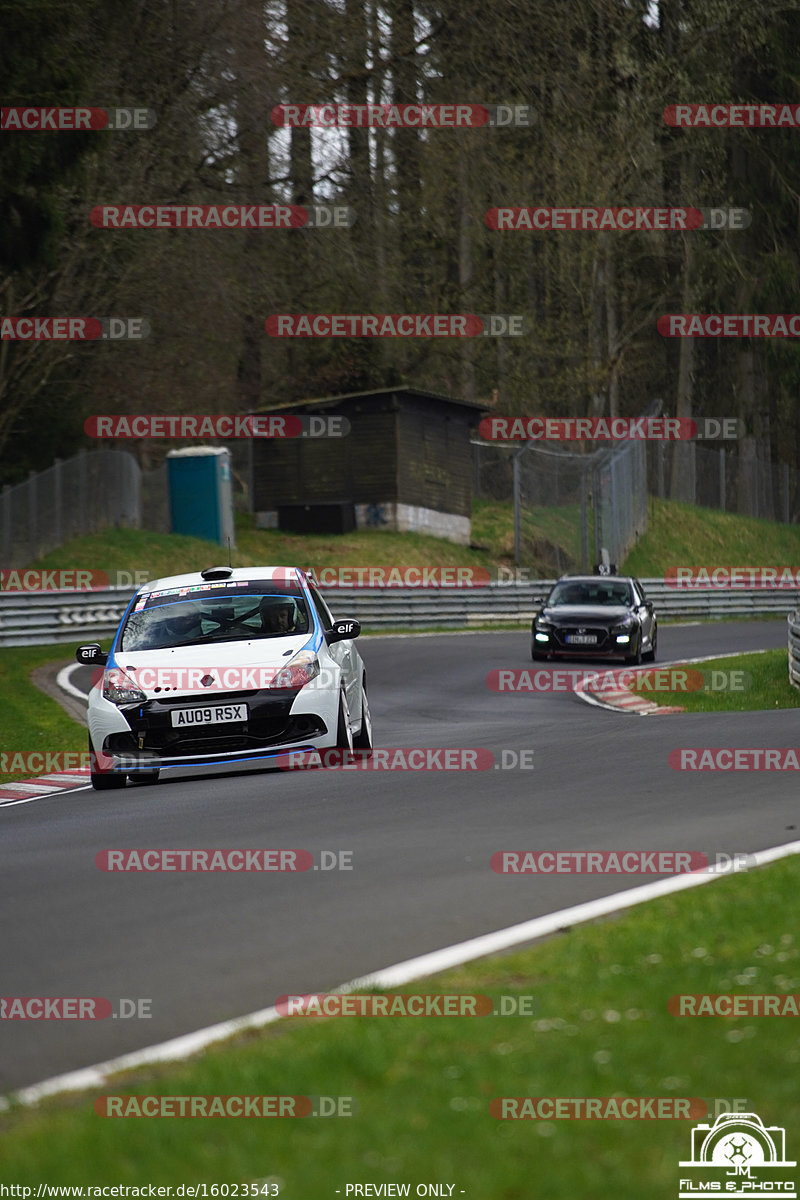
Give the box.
[119,584,311,651]
[548,580,633,607]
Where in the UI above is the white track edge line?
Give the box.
[56,662,90,703]
[7,836,800,1110]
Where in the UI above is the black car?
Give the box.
[531,574,657,665]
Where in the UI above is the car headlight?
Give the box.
[103,668,146,705]
[611,615,635,644]
[268,650,321,690]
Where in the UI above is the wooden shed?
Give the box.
[249,387,486,544]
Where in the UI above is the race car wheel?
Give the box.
[336,688,354,752]
[352,682,373,753]
[626,638,643,666]
[643,627,657,663]
[89,735,127,790]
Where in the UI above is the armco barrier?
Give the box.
[0,581,798,647]
[788,611,800,690]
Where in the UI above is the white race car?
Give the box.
[76,565,372,789]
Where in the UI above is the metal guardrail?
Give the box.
[1,582,799,647]
[788,611,800,690]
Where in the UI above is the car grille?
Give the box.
[553,625,612,650]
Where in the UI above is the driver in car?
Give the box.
[161,604,203,642]
[259,596,297,635]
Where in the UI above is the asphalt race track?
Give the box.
[1,620,794,1094]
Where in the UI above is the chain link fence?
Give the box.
[474,415,799,575]
[647,441,798,522]
[1,449,169,569]
[473,437,647,574]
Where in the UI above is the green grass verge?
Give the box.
[2,856,798,1194]
[623,496,800,577]
[23,509,500,582]
[10,496,800,583]
[0,645,86,781]
[631,649,800,712]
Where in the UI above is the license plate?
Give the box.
[566,634,597,645]
[170,703,248,727]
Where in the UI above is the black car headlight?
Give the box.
[534,618,553,642]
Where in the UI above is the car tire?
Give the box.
[336,688,354,752]
[626,639,643,666]
[89,736,126,791]
[352,682,373,753]
[643,627,657,663]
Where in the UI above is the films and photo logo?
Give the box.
[679,1111,796,1198]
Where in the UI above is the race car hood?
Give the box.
[103,634,314,699]
[539,605,633,623]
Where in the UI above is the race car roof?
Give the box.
[135,566,310,595]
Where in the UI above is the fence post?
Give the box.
[513,448,521,566]
[1,484,10,569]
[580,463,589,572]
[79,448,87,537]
[53,458,62,547]
[28,468,37,563]
[592,462,601,565]
[609,454,618,565]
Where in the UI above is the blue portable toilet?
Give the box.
[166,447,236,549]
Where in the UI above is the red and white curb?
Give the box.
[575,670,685,716]
[575,649,773,716]
[0,770,90,805]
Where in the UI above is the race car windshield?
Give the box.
[119,587,311,650]
[548,581,632,607]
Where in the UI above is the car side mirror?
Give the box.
[76,643,107,666]
[326,619,361,644]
